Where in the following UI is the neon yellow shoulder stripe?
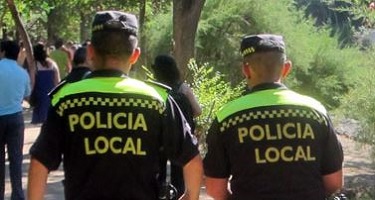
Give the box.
[217,89,327,122]
[51,77,169,106]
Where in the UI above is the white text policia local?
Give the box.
[68,111,148,156]
[238,122,316,164]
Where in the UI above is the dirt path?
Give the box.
[339,135,375,199]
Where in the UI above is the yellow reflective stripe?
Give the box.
[55,97,165,116]
[217,89,327,122]
[219,108,325,132]
[52,77,168,106]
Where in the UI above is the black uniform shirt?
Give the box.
[204,83,343,200]
[30,69,199,200]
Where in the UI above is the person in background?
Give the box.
[0,40,30,200]
[27,10,202,200]
[152,55,201,119]
[82,39,91,47]
[151,54,202,199]
[49,38,71,78]
[203,34,343,200]
[65,40,77,62]
[63,46,92,83]
[47,46,92,98]
[31,43,60,124]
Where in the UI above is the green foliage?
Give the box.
[334,47,375,164]
[1,0,144,42]
[196,0,249,81]
[188,60,244,154]
[143,8,173,62]
[293,37,363,108]
[195,0,360,109]
[339,69,375,147]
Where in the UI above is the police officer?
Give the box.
[203,34,343,199]
[27,10,202,200]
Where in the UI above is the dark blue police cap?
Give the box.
[240,34,285,57]
[92,11,138,36]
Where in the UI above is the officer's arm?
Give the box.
[321,117,344,195]
[27,158,49,200]
[205,177,229,200]
[180,155,203,200]
[323,169,343,195]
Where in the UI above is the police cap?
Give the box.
[92,10,138,36]
[240,34,285,57]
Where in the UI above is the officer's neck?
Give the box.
[249,77,282,88]
[94,59,132,74]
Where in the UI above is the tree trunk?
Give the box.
[47,7,59,44]
[80,12,91,43]
[173,0,205,79]
[0,5,7,40]
[6,0,36,88]
[138,0,147,67]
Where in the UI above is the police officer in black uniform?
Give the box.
[27,10,203,200]
[203,34,343,200]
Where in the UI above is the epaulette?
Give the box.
[48,80,67,97]
[145,80,171,91]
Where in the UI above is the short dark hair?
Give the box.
[0,40,20,60]
[91,30,137,60]
[54,38,64,49]
[151,54,181,86]
[73,47,87,66]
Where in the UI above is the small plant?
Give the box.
[188,59,244,155]
[338,70,375,161]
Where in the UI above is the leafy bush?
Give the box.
[188,60,244,154]
[339,70,375,148]
[143,9,173,65]
[195,0,361,109]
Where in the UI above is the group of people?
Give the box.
[0,9,343,200]
[27,39,91,124]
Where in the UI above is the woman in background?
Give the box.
[31,43,60,124]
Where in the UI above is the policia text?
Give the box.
[238,122,316,164]
[68,111,148,156]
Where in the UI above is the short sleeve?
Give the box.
[321,117,344,175]
[162,96,199,166]
[203,118,230,178]
[30,106,65,171]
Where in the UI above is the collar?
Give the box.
[1,58,17,64]
[246,82,287,94]
[72,66,91,71]
[85,69,127,78]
